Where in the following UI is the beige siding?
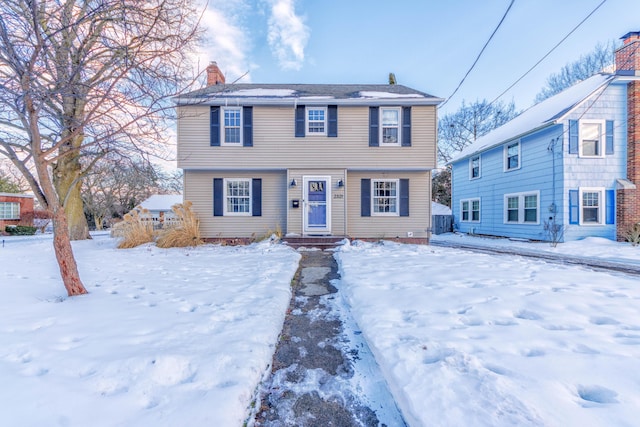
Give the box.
[286,169,347,236]
[184,170,287,239]
[347,171,432,239]
[177,105,437,170]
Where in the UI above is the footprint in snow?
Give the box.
[577,385,618,405]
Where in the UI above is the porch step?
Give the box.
[282,235,347,249]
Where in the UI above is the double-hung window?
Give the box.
[224,178,251,215]
[381,108,401,145]
[306,107,327,135]
[470,155,481,179]
[461,198,480,222]
[372,179,398,215]
[0,202,20,219]
[504,191,539,224]
[504,141,520,171]
[580,188,603,224]
[579,120,605,158]
[222,107,242,145]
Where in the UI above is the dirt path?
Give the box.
[253,249,406,427]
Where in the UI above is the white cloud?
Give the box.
[264,0,310,71]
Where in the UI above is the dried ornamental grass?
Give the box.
[117,208,155,249]
[156,201,203,248]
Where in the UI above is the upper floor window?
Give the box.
[381,108,401,145]
[0,202,20,219]
[372,179,399,215]
[306,107,327,135]
[569,119,613,157]
[504,191,539,224]
[470,155,481,179]
[223,107,242,145]
[504,141,520,171]
[461,198,480,222]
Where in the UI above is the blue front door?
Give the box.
[304,176,331,234]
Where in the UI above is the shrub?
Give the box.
[117,208,155,249]
[4,225,37,235]
[251,224,283,243]
[625,223,640,247]
[156,201,203,248]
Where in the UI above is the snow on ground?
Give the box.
[335,239,640,427]
[0,233,300,426]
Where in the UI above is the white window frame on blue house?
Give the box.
[503,191,540,224]
[222,107,243,145]
[469,155,481,180]
[460,198,480,222]
[579,187,604,225]
[503,141,521,171]
[224,178,252,215]
[579,119,606,158]
[380,107,401,146]
[306,107,327,135]
[371,179,399,216]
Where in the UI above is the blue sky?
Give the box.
[200,0,640,115]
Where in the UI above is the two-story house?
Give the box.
[175,63,442,243]
[449,31,640,242]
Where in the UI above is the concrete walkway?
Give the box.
[253,249,406,427]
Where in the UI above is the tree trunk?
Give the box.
[94,214,104,231]
[53,149,90,241]
[51,205,88,296]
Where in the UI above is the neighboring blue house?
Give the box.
[449,31,640,242]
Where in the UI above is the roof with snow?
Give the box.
[139,194,183,211]
[448,73,616,163]
[431,202,452,216]
[175,84,443,106]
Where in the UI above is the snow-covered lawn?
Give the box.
[335,240,640,427]
[0,234,299,426]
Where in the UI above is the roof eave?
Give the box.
[174,97,444,107]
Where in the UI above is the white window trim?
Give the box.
[578,119,606,159]
[223,178,252,216]
[221,107,243,146]
[460,198,480,223]
[371,178,400,216]
[379,107,402,146]
[503,141,521,171]
[579,187,605,226]
[469,155,481,180]
[305,107,327,136]
[0,202,20,220]
[503,191,540,225]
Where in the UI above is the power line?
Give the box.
[488,0,608,106]
[439,0,515,109]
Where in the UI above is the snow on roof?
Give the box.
[358,91,425,99]
[139,194,183,211]
[431,201,452,216]
[220,88,297,97]
[449,73,615,163]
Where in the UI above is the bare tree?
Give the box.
[0,0,202,296]
[438,99,518,164]
[535,41,616,103]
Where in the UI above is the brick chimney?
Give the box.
[206,61,225,86]
[616,31,640,240]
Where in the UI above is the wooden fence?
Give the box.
[432,215,453,235]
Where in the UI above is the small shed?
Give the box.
[431,201,453,235]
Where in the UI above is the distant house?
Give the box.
[449,31,640,242]
[174,62,443,243]
[138,194,183,226]
[0,193,34,231]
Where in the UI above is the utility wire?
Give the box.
[488,0,608,106]
[439,0,515,109]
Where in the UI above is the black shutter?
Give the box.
[295,105,305,137]
[243,106,253,147]
[399,178,409,216]
[210,107,220,146]
[213,178,223,216]
[361,179,371,217]
[252,178,262,217]
[369,107,379,147]
[401,107,411,147]
[328,105,338,137]
[568,120,578,154]
[606,120,614,155]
